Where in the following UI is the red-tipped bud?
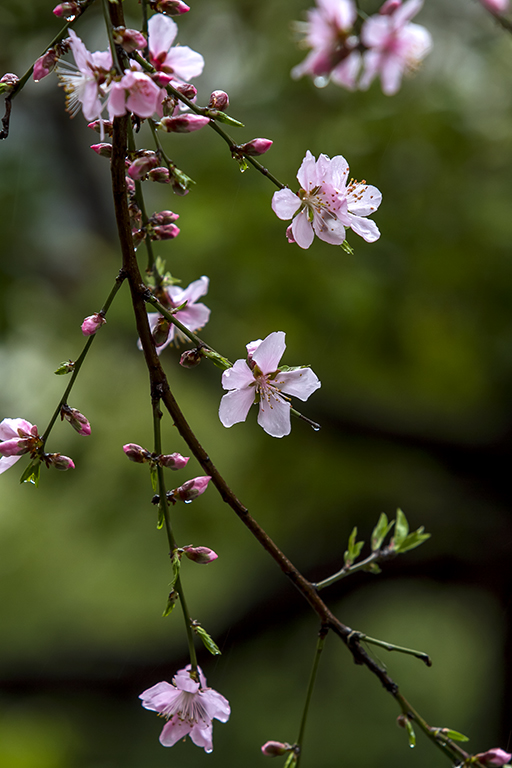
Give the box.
[91,143,112,158]
[176,475,211,502]
[152,317,171,346]
[47,453,75,470]
[151,223,180,241]
[112,26,147,53]
[159,452,190,469]
[148,167,171,183]
[182,545,218,564]
[208,90,229,111]
[127,153,159,180]
[0,73,19,94]
[160,115,210,133]
[81,312,106,336]
[123,443,151,463]
[88,119,114,136]
[261,741,294,757]
[151,210,179,225]
[61,405,91,436]
[474,749,512,767]
[179,347,204,368]
[33,50,58,82]
[241,138,273,156]
[53,2,81,19]
[175,82,197,100]
[151,0,190,15]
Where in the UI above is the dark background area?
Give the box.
[0,0,511,766]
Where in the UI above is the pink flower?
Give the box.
[291,0,361,89]
[261,741,294,757]
[140,665,230,752]
[240,138,273,156]
[0,418,40,474]
[175,475,211,501]
[474,749,512,767]
[148,13,204,82]
[81,312,107,336]
[33,49,59,82]
[159,452,190,469]
[219,331,321,438]
[160,114,210,132]
[108,70,162,120]
[272,150,381,249]
[139,276,210,353]
[123,443,151,463]
[56,30,112,122]
[360,0,432,95]
[479,0,509,11]
[182,545,218,563]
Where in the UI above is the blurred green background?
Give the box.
[1,0,512,766]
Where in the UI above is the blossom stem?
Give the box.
[314,545,397,590]
[40,271,125,446]
[102,0,124,75]
[347,631,431,666]
[126,122,159,281]
[295,628,328,767]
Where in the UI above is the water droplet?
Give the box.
[184,499,193,504]
[311,423,320,432]
[314,76,329,89]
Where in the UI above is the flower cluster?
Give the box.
[219,331,321,438]
[0,418,75,475]
[272,150,381,249]
[292,0,432,95]
[140,665,230,752]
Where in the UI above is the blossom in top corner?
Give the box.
[272,150,381,249]
[139,276,210,353]
[0,418,41,475]
[148,13,204,83]
[140,665,230,752]
[360,0,432,96]
[219,331,321,438]
[478,0,510,12]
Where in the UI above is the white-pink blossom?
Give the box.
[139,276,210,353]
[219,331,321,438]
[148,13,204,83]
[140,665,230,752]
[360,0,432,95]
[56,30,112,122]
[0,418,40,475]
[108,70,162,120]
[272,150,381,249]
[291,0,361,89]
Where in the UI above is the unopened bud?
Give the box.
[47,453,75,470]
[379,0,402,13]
[474,749,512,767]
[112,26,147,53]
[179,347,204,368]
[151,210,179,225]
[148,166,171,183]
[182,545,218,564]
[125,176,136,194]
[152,316,171,346]
[152,0,190,13]
[123,443,151,463]
[0,73,19,94]
[159,452,190,470]
[261,741,294,757]
[91,143,112,158]
[396,715,408,729]
[175,475,212,502]
[151,223,180,240]
[33,50,58,82]
[127,153,159,180]
[53,2,81,19]
[160,115,209,133]
[81,312,106,336]
[175,82,197,100]
[0,438,31,457]
[208,90,229,111]
[240,138,273,156]
[88,119,114,136]
[54,360,75,375]
[61,405,91,436]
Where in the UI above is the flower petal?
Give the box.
[159,715,192,747]
[0,455,22,475]
[221,359,254,390]
[346,212,381,242]
[291,210,315,249]
[219,388,255,427]
[252,331,286,374]
[278,368,321,400]
[257,394,292,438]
[271,188,301,220]
[0,418,34,440]
[148,13,178,56]
[165,46,204,81]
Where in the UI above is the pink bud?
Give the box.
[179,348,204,368]
[379,0,402,13]
[151,210,179,225]
[0,438,31,457]
[241,138,273,156]
[125,176,136,194]
[112,26,147,53]
[475,749,512,767]
[159,452,190,470]
[182,545,218,564]
[123,443,151,463]
[127,153,159,180]
[151,223,180,241]
[152,317,171,346]
[88,119,114,136]
[0,73,19,94]
[91,143,112,158]
[81,312,106,336]
[48,453,75,470]
[61,405,91,436]
[208,90,229,111]
[176,475,212,502]
[33,50,58,82]
[175,83,197,100]
[152,0,191,15]
[53,2,81,19]
[160,115,210,133]
[261,741,293,757]
[148,167,171,183]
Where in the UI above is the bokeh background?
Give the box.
[0,0,511,766]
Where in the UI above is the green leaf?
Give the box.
[405,718,416,748]
[169,550,181,589]
[170,167,196,192]
[162,590,179,617]
[392,508,409,548]
[283,753,298,768]
[211,111,244,128]
[204,350,232,370]
[363,562,382,575]
[371,513,395,551]
[194,626,222,656]
[19,461,41,487]
[344,526,364,567]
[395,527,431,554]
[150,464,158,492]
[440,729,469,742]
